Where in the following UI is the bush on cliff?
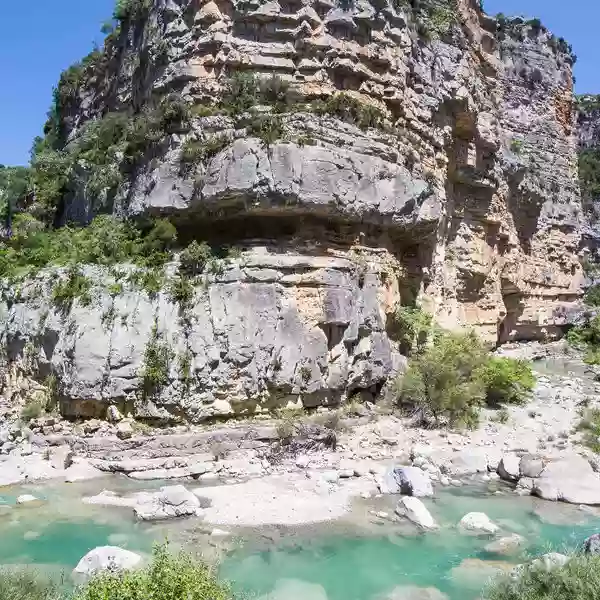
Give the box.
[395,331,536,427]
[484,554,600,600]
[566,314,600,364]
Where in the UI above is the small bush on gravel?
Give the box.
[484,554,600,600]
[73,543,231,600]
[387,305,432,355]
[475,356,536,406]
[577,407,600,453]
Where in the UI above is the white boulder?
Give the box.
[396,496,437,530]
[380,466,433,497]
[134,485,203,521]
[16,494,39,505]
[73,546,142,578]
[458,512,499,534]
[484,533,527,556]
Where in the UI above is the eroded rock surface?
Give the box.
[0,0,586,420]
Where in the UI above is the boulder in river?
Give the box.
[484,533,527,556]
[380,467,433,497]
[16,494,40,505]
[385,585,448,600]
[458,512,499,534]
[73,546,142,578]
[395,497,437,530]
[134,485,203,521]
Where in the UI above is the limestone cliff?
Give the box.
[0,0,585,421]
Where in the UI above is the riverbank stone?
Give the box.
[73,546,142,578]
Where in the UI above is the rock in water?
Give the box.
[380,467,433,497]
[16,494,39,505]
[385,586,448,600]
[396,497,437,530]
[73,546,142,577]
[584,533,600,554]
[484,534,527,556]
[458,512,499,534]
[134,485,202,521]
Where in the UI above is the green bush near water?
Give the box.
[395,330,536,428]
[0,544,231,600]
[484,554,600,600]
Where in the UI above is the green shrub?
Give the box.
[222,71,258,115]
[584,284,600,306]
[51,267,93,311]
[168,274,196,309]
[73,543,231,600]
[577,407,600,453]
[113,0,152,22]
[567,314,600,363]
[141,322,174,398]
[180,135,230,167]
[246,114,284,146]
[387,306,432,355]
[474,357,536,406]
[20,397,45,422]
[395,331,487,428]
[484,554,600,600]
[0,567,60,600]
[179,241,213,276]
[313,93,385,130]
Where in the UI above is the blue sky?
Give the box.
[0,0,598,166]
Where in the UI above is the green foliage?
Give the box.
[510,139,524,154]
[113,0,152,22]
[179,241,214,276]
[395,331,486,428]
[0,165,31,212]
[0,567,60,600]
[51,266,93,311]
[73,543,231,600]
[246,114,284,146]
[387,306,432,356]
[424,0,459,38]
[474,357,535,406]
[484,554,600,600]
[579,148,600,206]
[584,284,600,306]
[141,322,174,398]
[395,331,536,428]
[20,397,45,422]
[0,216,177,280]
[258,74,291,112]
[577,407,600,453]
[222,71,259,115]
[168,274,196,309]
[567,314,600,364]
[180,135,231,167]
[312,93,385,130]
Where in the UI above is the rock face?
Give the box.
[0,1,585,420]
[583,533,600,555]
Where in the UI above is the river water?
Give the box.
[1,476,599,600]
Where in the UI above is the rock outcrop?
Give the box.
[0,0,585,420]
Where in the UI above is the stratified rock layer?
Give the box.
[0,0,585,420]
